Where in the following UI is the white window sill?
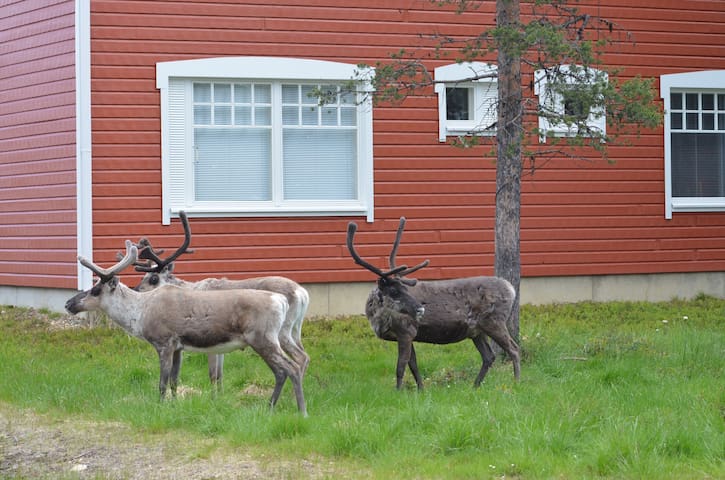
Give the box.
[671,197,725,213]
[444,126,496,138]
[168,204,371,223]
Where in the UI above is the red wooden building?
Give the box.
[2,0,725,314]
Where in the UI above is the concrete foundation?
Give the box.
[3,271,725,316]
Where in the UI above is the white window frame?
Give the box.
[434,62,498,142]
[156,57,374,225]
[534,64,607,141]
[660,70,725,219]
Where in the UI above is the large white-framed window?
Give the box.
[534,64,607,141]
[156,57,374,225]
[434,62,498,142]
[661,70,725,219]
[660,70,725,219]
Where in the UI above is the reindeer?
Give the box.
[66,241,307,416]
[347,217,521,389]
[126,212,310,386]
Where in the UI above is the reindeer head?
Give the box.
[129,211,193,292]
[65,240,138,314]
[346,218,429,322]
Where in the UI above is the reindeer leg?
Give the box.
[207,354,224,388]
[396,337,414,389]
[291,319,309,375]
[279,334,309,381]
[283,358,308,417]
[170,349,183,397]
[408,344,424,390]
[487,328,521,381]
[251,341,307,416]
[156,345,175,400]
[472,335,496,387]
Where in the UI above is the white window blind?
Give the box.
[281,84,357,200]
[192,82,272,202]
[669,92,725,198]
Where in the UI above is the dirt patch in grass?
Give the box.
[0,402,333,480]
[0,309,339,480]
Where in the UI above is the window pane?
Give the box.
[671,112,682,130]
[194,83,211,102]
[564,96,587,120]
[341,107,356,126]
[703,113,715,130]
[301,85,317,105]
[214,105,232,125]
[702,94,714,110]
[214,83,231,102]
[255,106,271,126]
[194,105,211,125]
[283,106,299,125]
[235,84,251,103]
[255,84,271,103]
[718,94,725,110]
[234,106,251,125]
[322,107,338,126]
[686,113,699,130]
[340,91,355,105]
[446,87,471,120]
[282,85,298,103]
[194,128,271,201]
[686,93,698,110]
[671,132,725,197]
[718,113,725,131]
[302,106,318,125]
[670,92,682,110]
[283,129,356,200]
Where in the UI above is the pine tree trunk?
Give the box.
[495,0,522,342]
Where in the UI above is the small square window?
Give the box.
[562,89,590,122]
[446,87,472,121]
[534,65,607,141]
[434,62,498,142]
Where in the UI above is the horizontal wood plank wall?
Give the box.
[89,0,725,287]
[0,0,77,289]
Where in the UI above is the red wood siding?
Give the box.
[0,0,77,289]
[89,0,725,286]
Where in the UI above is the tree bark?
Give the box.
[495,0,523,342]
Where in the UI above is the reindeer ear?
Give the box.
[107,277,120,290]
[167,263,175,273]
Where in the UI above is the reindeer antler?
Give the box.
[79,240,138,283]
[387,217,430,282]
[347,222,410,278]
[134,211,194,273]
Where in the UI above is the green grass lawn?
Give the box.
[0,295,723,479]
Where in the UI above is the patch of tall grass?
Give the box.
[0,297,723,479]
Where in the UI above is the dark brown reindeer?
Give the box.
[347,217,521,389]
[128,212,310,386]
[66,241,307,415]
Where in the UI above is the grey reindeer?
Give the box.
[127,212,310,387]
[346,217,521,389]
[66,241,307,416]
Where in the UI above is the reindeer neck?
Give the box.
[101,282,146,338]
